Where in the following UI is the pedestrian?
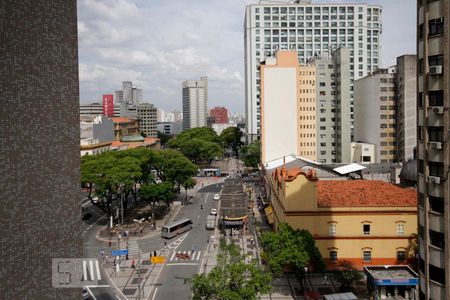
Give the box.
[164,241,167,246]
[153,250,157,257]
[108,240,112,247]
[113,258,116,267]
[131,259,135,269]
[100,249,105,258]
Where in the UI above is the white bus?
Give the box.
[161,218,193,238]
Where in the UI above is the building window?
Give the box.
[329,251,337,262]
[396,223,405,235]
[429,161,444,177]
[429,264,446,285]
[397,251,406,262]
[429,90,444,106]
[363,224,370,235]
[428,127,444,142]
[363,250,372,262]
[328,223,336,236]
[429,196,444,214]
[429,230,445,249]
[429,18,444,37]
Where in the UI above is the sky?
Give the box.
[77,0,416,114]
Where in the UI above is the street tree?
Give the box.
[333,260,363,292]
[157,130,172,147]
[220,126,243,157]
[241,141,260,168]
[260,222,325,276]
[181,177,196,202]
[168,127,220,148]
[138,181,173,225]
[191,240,272,300]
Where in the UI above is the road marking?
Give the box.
[197,215,200,220]
[95,260,101,280]
[170,252,176,261]
[152,287,158,300]
[85,286,97,300]
[83,285,110,288]
[196,251,201,260]
[166,263,198,266]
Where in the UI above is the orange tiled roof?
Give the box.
[273,166,318,183]
[111,117,131,123]
[144,137,160,144]
[110,141,124,147]
[317,180,416,207]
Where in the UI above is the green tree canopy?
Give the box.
[333,260,363,292]
[260,222,325,276]
[220,127,244,157]
[157,130,172,147]
[138,181,173,224]
[241,141,261,168]
[191,240,272,300]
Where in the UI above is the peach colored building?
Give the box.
[111,117,140,141]
[260,51,316,164]
[265,163,417,270]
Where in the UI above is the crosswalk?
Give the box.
[169,250,202,262]
[127,240,141,257]
[82,259,101,282]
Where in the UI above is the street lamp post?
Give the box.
[133,218,145,300]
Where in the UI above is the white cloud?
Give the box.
[78,0,415,112]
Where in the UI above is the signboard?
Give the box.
[151,256,165,264]
[111,249,128,256]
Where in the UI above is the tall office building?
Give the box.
[115,81,142,105]
[260,51,316,163]
[313,47,351,163]
[80,102,120,117]
[182,76,208,131]
[0,1,81,298]
[417,1,449,299]
[354,67,397,163]
[396,55,417,163]
[244,0,382,142]
[137,103,157,137]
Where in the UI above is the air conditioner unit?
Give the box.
[430,142,443,149]
[433,107,444,114]
[427,176,441,184]
[429,65,443,75]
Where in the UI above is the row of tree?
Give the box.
[81,147,198,221]
[167,127,244,165]
[191,239,272,300]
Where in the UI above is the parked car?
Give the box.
[213,194,220,201]
[210,208,217,216]
[82,287,90,300]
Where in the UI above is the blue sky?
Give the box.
[77,0,416,113]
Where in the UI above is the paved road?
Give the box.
[151,186,221,300]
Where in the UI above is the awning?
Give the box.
[264,205,274,224]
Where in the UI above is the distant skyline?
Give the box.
[78,0,415,113]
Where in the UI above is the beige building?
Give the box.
[417,1,449,298]
[354,67,397,163]
[260,51,316,163]
[137,103,157,137]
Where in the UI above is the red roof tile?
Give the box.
[273,166,318,183]
[317,180,417,207]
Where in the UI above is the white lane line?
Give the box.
[152,287,158,300]
[196,251,201,260]
[95,260,101,280]
[85,287,97,300]
[166,263,198,266]
[83,260,87,281]
[83,285,110,288]
[170,251,176,261]
[197,215,200,220]
[89,260,95,281]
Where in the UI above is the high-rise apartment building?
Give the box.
[417,1,449,298]
[314,47,351,163]
[0,1,81,298]
[102,94,114,117]
[396,55,417,163]
[244,0,382,142]
[182,76,208,131]
[260,51,316,163]
[354,67,397,163]
[210,106,229,124]
[137,103,157,137]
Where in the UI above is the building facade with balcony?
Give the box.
[417,1,449,298]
